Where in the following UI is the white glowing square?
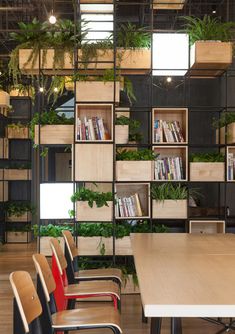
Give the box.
[152,33,189,76]
[80,4,113,13]
[40,183,73,219]
[82,13,113,42]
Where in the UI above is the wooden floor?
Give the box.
[0,243,228,334]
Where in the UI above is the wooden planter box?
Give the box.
[190,162,225,181]
[4,169,31,180]
[39,237,64,256]
[116,161,153,181]
[6,231,31,243]
[77,236,131,256]
[115,125,129,144]
[216,123,235,144]
[6,213,31,222]
[76,81,120,103]
[0,138,8,159]
[153,0,185,9]
[34,125,74,144]
[19,49,73,74]
[152,199,187,219]
[75,144,113,181]
[189,220,225,234]
[0,181,8,202]
[190,41,233,77]
[6,126,29,139]
[122,274,139,295]
[76,201,113,221]
[0,90,10,106]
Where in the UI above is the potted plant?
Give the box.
[190,152,225,181]
[0,88,11,116]
[116,148,156,181]
[6,225,32,243]
[151,183,188,219]
[71,187,113,221]
[5,201,35,222]
[32,224,72,256]
[3,163,31,180]
[29,109,74,145]
[6,122,29,139]
[213,112,235,144]
[183,15,234,76]
[115,115,130,144]
[9,84,35,100]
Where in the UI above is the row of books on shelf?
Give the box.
[154,157,184,180]
[115,193,143,218]
[76,117,110,141]
[154,119,185,143]
[227,153,235,180]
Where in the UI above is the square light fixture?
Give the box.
[80,4,113,13]
[152,33,189,76]
[81,13,113,42]
[40,183,73,219]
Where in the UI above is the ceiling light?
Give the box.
[212,5,217,14]
[49,12,56,24]
[39,87,44,92]
[166,77,172,83]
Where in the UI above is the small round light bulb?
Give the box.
[54,87,58,93]
[39,87,44,92]
[166,77,172,83]
[49,14,57,24]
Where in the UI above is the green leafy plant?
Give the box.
[151,183,188,201]
[9,84,35,101]
[71,187,113,208]
[212,112,235,129]
[32,223,73,238]
[115,116,143,142]
[7,122,27,129]
[116,23,151,48]
[183,15,235,45]
[5,201,36,217]
[116,148,156,161]
[190,152,224,162]
[4,162,31,169]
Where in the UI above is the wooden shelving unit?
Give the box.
[189,220,225,234]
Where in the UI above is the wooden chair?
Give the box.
[62,230,122,288]
[50,237,120,311]
[10,267,122,334]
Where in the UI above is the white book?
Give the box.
[88,119,95,140]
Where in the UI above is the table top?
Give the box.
[131,233,235,317]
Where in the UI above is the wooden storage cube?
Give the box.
[0,90,10,106]
[34,125,73,145]
[19,49,73,74]
[6,231,31,243]
[153,146,188,181]
[153,0,185,9]
[115,107,130,119]
[0,181,8,201]
[115,125,129,144]
[190,162,225,182]
[6,213,31,222]
[190,42,233,77]
[152,199,187,219]
[115,183,150,219]
[76,81,120,103]
[4,169,31,181]
[152,108,188,144]
[6,126,29,139]
[77,236,113,255]
[76,201,113,221]
[39,237,64,256]
[116,161,153,181]
[227,147,235,181]
[75,144,113,181]
[189,220,225,234]
[76,104,113,142]
[0,138,8,159]
[216,123,235,144]
[116,236,132,255]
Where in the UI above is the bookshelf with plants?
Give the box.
[5,1,235,292]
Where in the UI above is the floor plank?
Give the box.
[0,243,227,333]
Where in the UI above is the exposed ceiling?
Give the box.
[0,0,234,60]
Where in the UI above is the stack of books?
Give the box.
[76,116,110,140]
[154,119,185,143]
[154,156,184,180]
[228,152,235,180]
[115,193,143,217]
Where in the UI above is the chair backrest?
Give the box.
[9,271,42,333]
[50,237,67,275]
[32,254,56,302]
[62,230,78,261]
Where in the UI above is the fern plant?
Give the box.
[190,152,224,162]
[116,23,151,48]
[212,112,235,129]
[183,15,235,45]
[116,148,156,161]
[151,183,188,201]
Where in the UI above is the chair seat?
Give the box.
[75,268,122,283]
[64,280,120,299]
[52,306,122,332]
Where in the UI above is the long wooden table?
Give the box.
[131,233,235,334]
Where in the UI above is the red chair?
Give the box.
[50,237,120,311]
